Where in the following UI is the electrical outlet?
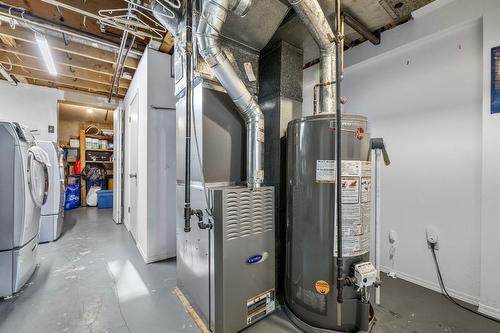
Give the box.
[389,229,398,244]
[426,225,439,250]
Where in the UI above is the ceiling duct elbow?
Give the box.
[197,0,264,189]
[289,0,336,114]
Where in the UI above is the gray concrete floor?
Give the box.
[1,208,499,333]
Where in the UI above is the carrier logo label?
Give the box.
[246,252,268,265]
[315,280,330,295]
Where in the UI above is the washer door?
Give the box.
[28,147,49,208]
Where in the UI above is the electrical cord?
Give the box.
[430,243,500,324]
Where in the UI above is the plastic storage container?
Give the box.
[97,190,113,209]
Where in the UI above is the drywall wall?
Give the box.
[302,0,500,316]
[0,81,119,143]
[344,20,483,304]
[123,48,176,263]
[0,81,60,141]
[146,49,177,262]
[123,48,148,247]
[479,8,500,319]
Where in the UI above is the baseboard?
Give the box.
[142,252,176,264]
[136,243,148,263]
[380,265,480,306]
[478,303,500,320]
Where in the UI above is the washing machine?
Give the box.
[39,141,65,243]
[0,121,49,297]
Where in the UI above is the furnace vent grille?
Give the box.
[224,188,274,241]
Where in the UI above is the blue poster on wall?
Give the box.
[492,46,500,114]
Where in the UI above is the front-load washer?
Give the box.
[39,141,65,243]
[0,122,49,297]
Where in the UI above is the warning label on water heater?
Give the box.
[316,160,336,183]
[328,160,371,257]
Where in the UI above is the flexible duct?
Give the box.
[289,0,336,114]
[197,0,264,189]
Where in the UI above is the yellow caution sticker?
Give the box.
[315,280,330,295]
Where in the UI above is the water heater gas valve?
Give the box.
[354,262,377,289]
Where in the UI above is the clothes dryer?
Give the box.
[0,122,49,297]
[39,141,65,242]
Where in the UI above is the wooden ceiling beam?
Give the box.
[23,77,125,99]
[0,24,138,69]
[0,0,130,47]
[7,65,127,96]
[160,31,174,54]
[0,53,130,89]
[0,41,135,78]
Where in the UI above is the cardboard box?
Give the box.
[69,139,80,148]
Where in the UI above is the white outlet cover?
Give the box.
[426,225,439,249]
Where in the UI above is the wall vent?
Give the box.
[224,188,274,241]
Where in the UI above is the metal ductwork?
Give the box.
[197,0,264,189]
[288,0,336,114]
[151,0,180,36]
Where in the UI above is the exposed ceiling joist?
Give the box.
[6,65,127,96]
[160,31,174,54]
[0,0,131,46]
[0,24,138,69]
[0,53,130,89]
[0,0,176,99]
[0,40,135,77]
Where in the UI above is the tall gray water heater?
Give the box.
[285,113,375,332]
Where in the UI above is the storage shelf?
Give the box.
[85,160,113,164]
[85,134,113,140]
[80,128,114,207]
[86,148,113,152]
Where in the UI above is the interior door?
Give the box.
[127,93,139,240]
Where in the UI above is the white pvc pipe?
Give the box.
[375,149,381,305]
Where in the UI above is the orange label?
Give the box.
[315,280,330,295]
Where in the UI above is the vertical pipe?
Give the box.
[375,149,381,305]
[184,0,193,232]
[108,30,129,102]
[335,0,344,319]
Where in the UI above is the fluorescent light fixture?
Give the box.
[0,65,17,86]
[35,33,57,76]
[86,108,93,113]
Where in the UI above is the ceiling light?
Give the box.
[35,33,57,76]
[86,108,93,113]
[0,65,17,86]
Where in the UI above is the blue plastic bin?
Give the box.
[97,190,113,209]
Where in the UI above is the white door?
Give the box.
[127,94,139,240]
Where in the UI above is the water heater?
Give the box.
[284,113,375,332]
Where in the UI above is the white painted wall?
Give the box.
[0,81,60,141]
[479,8,500,319]
[0,81,119,143]
[345,20,483,304]
[123,48,177,263]
[302,0,500,316]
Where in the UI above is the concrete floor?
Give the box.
[0,208,499,333]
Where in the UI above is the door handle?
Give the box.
[129,173,137,178]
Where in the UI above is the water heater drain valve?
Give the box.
[354,262,378,290]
